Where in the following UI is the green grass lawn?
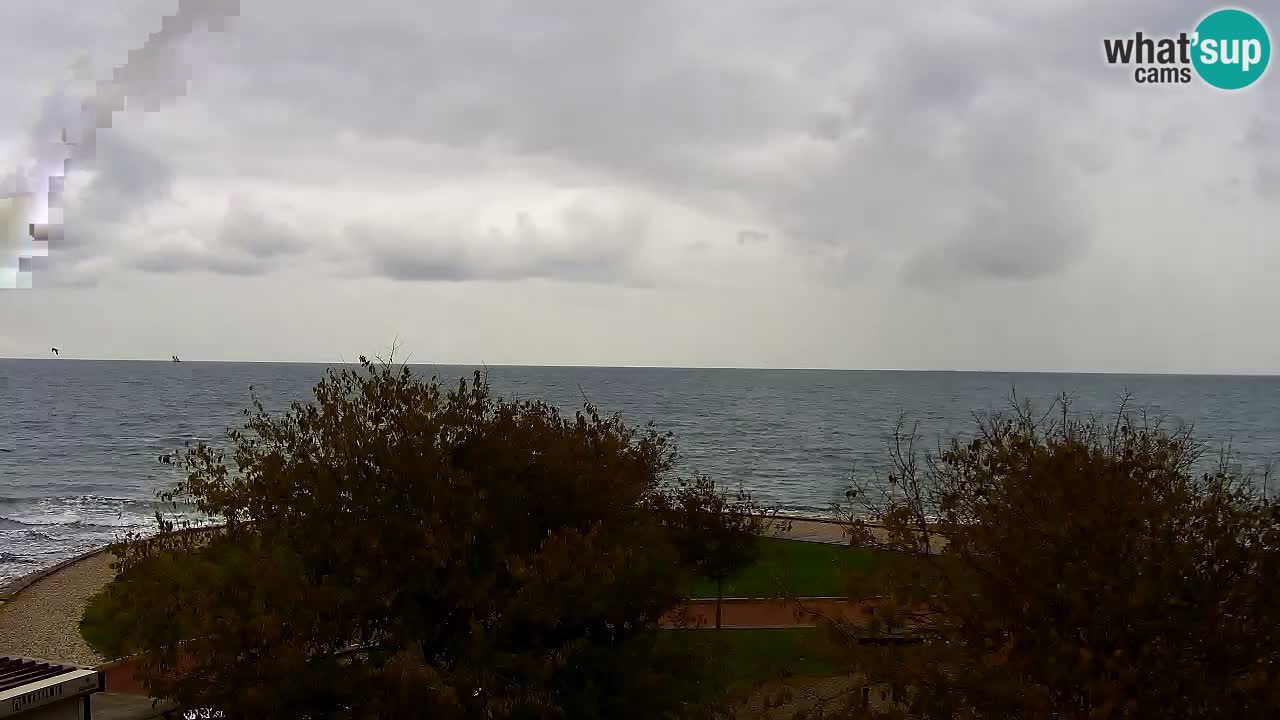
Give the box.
[662,627,842,688]
[688,537,896,599]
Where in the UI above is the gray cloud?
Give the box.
[354,202,651,285]
[10,128,177,289]
[132,246,266,276]
[27,0,1233,289]
[126,194,308,276]
[899,107,1090,283]
[69,131,174,233]
[0,0,240,290]
[1244,114,1280,200]
[33,130,173,288]
[217,194,307,260]
[4,0,1280,372]
[202,0,1135,284]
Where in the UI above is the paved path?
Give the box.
[93,692,174,720]
[665,597,873,628]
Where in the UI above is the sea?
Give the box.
[3,359,1280,584]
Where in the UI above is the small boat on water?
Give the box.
[171,355,181,363]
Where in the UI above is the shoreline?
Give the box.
[0,522,229,600]
[0,542,122,602]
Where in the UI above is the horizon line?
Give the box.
[2,356,1279,378]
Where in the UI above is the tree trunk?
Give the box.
[715,575,723,630]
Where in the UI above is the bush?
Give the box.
[94,358,725,719]
[80,583,134,662]
[827,396,1280,719]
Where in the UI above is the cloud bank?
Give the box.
[0,0,1277,371]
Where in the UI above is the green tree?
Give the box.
[820,395,1280,719]
[663,476,779,629]
[94,358,724,720]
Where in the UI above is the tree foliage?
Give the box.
[661,476,781,628]
[823,395,1280,719]
[96,358,725,719]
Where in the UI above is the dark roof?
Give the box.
[0,656,81,693]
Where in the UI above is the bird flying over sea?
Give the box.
[51,347,59,356]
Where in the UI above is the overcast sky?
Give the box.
[0,0,1277,373]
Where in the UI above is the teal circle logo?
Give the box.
[1192,9,1271,90]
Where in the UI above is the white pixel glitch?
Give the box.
[0,0,240,289]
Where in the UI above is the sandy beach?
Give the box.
[0,549,116,665]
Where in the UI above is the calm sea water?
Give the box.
[3,359,1280,583]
